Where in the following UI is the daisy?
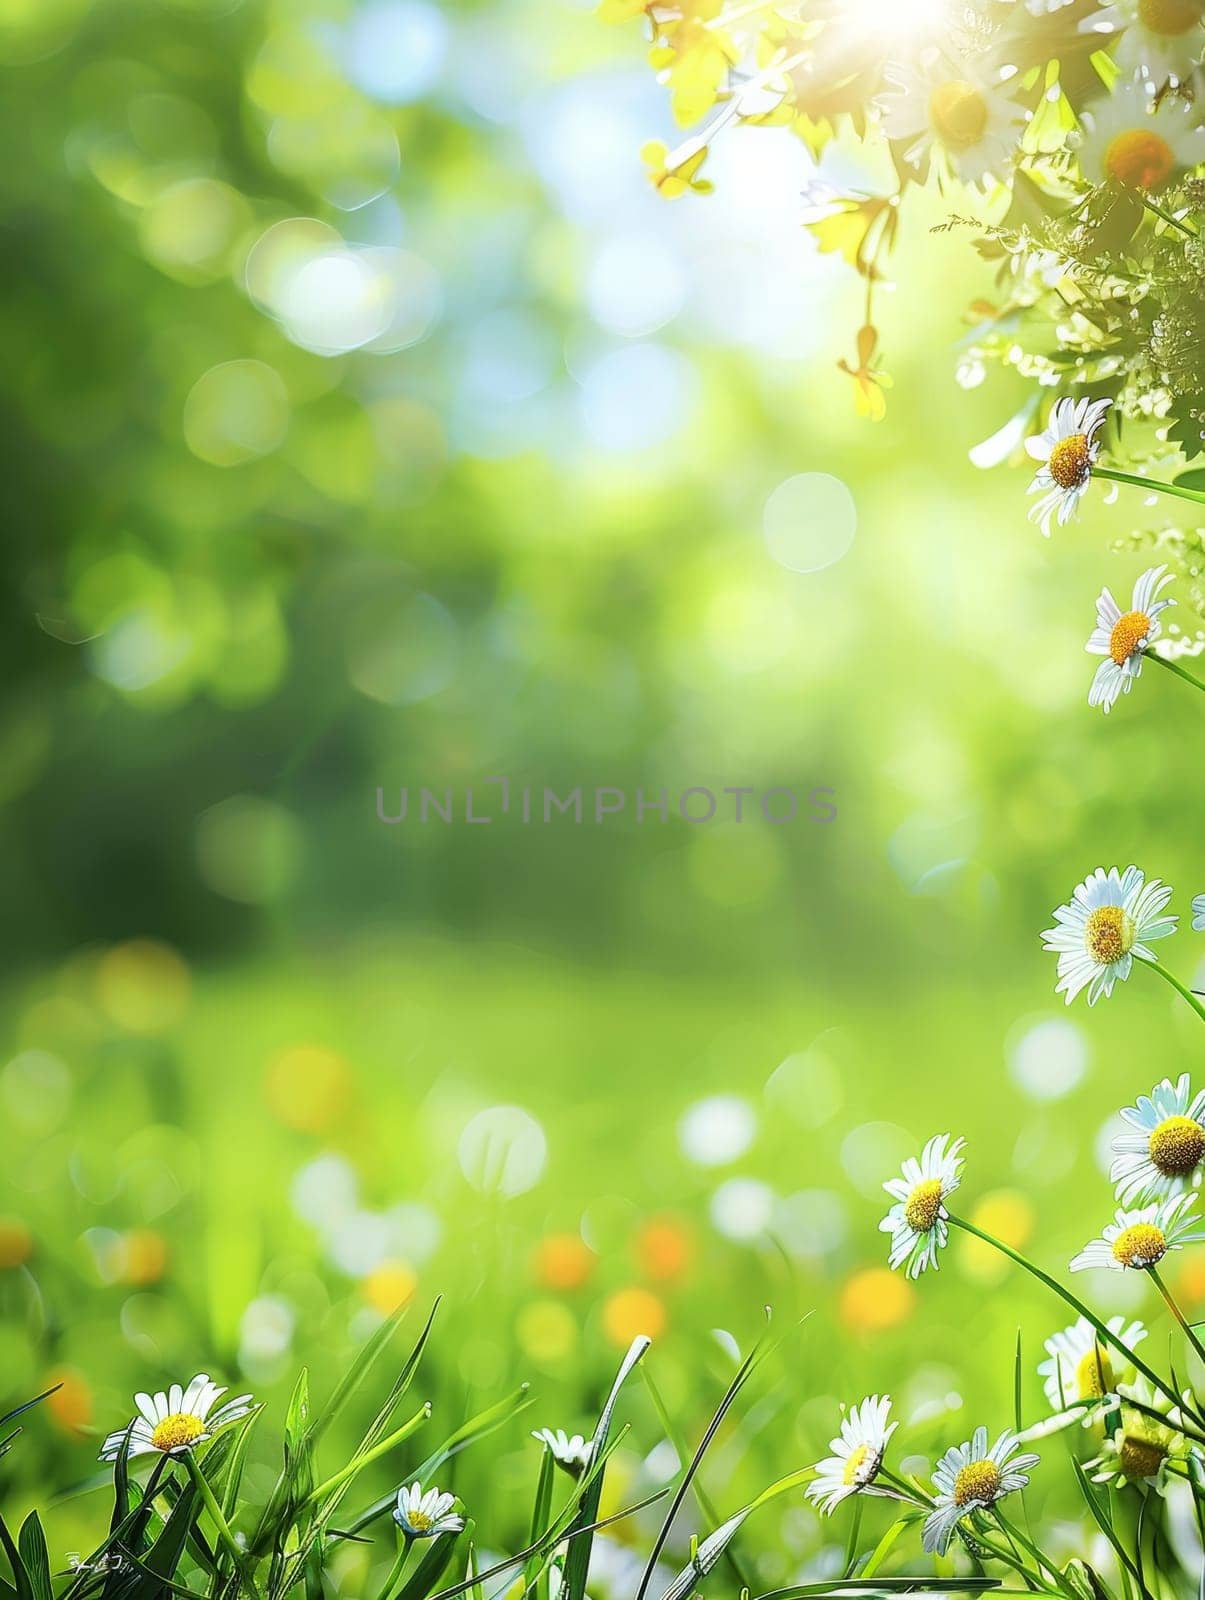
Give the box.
[880,1134,965,1278]
[1086,566,1176,713]
[1070,1192,1205,1271]
[922,1428,1039,1554]
[1086,1376,1190,1489]
[1079,77,1205,190]
[1025,396,1112,537]
[878,52,1027,188]
[1038,1315,1147,1421]
[99,1374,254,1461]
[1111,1074,1205,1203]
[1086,0,1205,86]
[1040,864,1177,1006]
[393,1483,464,1540]
[1193,893,1205,930]
[531,1427,593,1477]
[805,1395,898,1515]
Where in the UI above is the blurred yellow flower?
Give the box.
[264,1044,353,1132]
[839,1265,915,1332]
[603,1287,666,1346]
[0,1216,32,1269]
[635,1215,694,1283]
[534,1232,596,1291]
[119,1228,169,1286]
[361,1260,418,1316]
[95,940,191,1034]
[959,1191,1035,1284]
[516,1299,579,1364]
[46,1367,92,1436]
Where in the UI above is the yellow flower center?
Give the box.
[149,1412,206,1452]
[928,81,990,149]
[1118,1435,1168,1478]
[1048,433,1091,490]
[408,1509,433,1531]
[1148,1114,1205,1175]
[1084,904,1135,965]
[1074,1343,1115,1398]
[904,1178,944,1233]
[954,1458,1002,1506]
[1104,128,1176,189]
[843,1442,873,1486]
[1111,1222,1167,1268]
[1109,609,1152,665]
[1137,0,1202,35]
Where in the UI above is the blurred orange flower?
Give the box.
[603,1287,666,1346]
[534,1233,596,1291]
[635,1215,694,1283]
[45,1367,92,1435]
[0,1216,32,1269]
[839,1266,915,1333]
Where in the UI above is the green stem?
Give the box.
[947,1216,1186,1413]
[1151,1266,1205,1371]
[183,1452,261,1598]
[1141,958,1205,1025]
[1094,465,1205,509]
[1139,195,1198,239]
[1146,649,1205,697]
[302,1402,430,1509]
[878,1464,932,1506]
[377,1536,412,1600]
[969,1526,1061,1595]
[994,1511,1076,1598]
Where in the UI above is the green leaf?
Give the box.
[562,1335,651,1600]
[0,1389,61,1435]
[16,1515,51,1600]
[395,1523,469,1600]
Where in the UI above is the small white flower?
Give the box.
[1025,396,1112,536]
[99,1374,254,1461]
[1038,1315,1147,1422]
[922,1428,1039,1554]
[878,52,1027,188]
[1086,565,1175,712]
[532,1428,593,1476]
[1193,893,1205,931]
[1111,1074,1205,1203]
[1079,77,1205,189]
[1085,1,1205,87]
[805,1395,898,1515]
[1070,1193,1205,1271]
[1086,1376,1190,1490]
[879,1134,964,1279]
[393,1483,464,1540]
[1040,864,1177,1006]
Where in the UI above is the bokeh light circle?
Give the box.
[763,472,857,573]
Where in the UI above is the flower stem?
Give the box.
[1094,465,1205,509]
[1146,649,1205,698]
[1141,957,1205,1025]
[994,1511,1076,1597]
[946,1216,1186,1413]
[1139,195,1198,239]
[377,1536,412,1600]
[1150,1266,1205,1371]
[183,1451,261,1598]
[969,1526,1061,1595]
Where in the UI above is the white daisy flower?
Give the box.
[1025,396,1112,537]
[1086,1376,1190,1489]
[531,1427,593,1477]
[1087,565,1176,712]
[1193,893,1205,930]
[1070,1192,1205,1271]
[1040,864,1177,1006]
[805,1395,898,1515]
[879,1134,965,1278]
[922,1428,1039,1554]
[1111,1074,1205,1203]
[393,1482,464,1540]
[1079,77,1205,190]
[1086,0,1205,86]
[99,1374,254,1461]
[1038,1315,1147,1422]
[878,52,1027,188]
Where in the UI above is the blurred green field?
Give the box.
[3,0,1205,1591]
